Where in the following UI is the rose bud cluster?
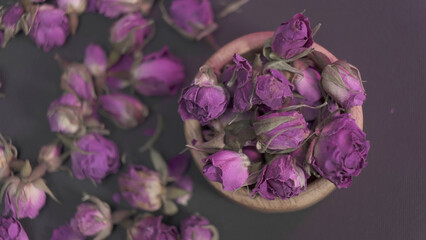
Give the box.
[0,216,29,240]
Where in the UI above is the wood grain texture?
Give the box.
[184,32,364,213]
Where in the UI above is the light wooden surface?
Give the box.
[184,32,364,212]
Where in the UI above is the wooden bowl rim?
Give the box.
[184,31,364,213]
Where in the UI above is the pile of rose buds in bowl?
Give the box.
[179,13,371,200]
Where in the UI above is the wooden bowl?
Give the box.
[184,32,364,213]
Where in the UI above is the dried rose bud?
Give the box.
[57,0,87,14]
[106,54,134,91]
[27,5,69,51]
[272,13,313,59]
[110,13,152,54]
[311,114,370,188]
[118,165,164,211]
[251,155,307,200]
[128,215,178,240]
[38,143,63,172]
[0,2,25,47]
[228,54,254,112]
[168,154,193,205]
[321,60,366,109]
[0,216,29,240]
[84,44,108,77]
[51,224,84,240]
[98,0,145,18]
[202,150,250,191]
[254,111,310,154]
[99,93,149,129]
[242,146,262,163]
[47,94,84,136]
[178,65,229,125]
[4,178,47,219]
[132,47,185,96]
[293,66,322,103]
[180,214,217,240]
[61,64,96,101]
[168,0,217,40]
[71,133,120,183]
[70,195,112,238]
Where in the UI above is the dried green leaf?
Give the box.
[20,160,32,178]
[166,187,189,200]
[33,178,60,203]
[150,148,168,183]
[162,199,178,216]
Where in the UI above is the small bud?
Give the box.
[38,143,63,172]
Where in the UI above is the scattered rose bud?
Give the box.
[110,13,152,54]
[253,111,310,154]
[70,195,112,238]
[99,93,149,129]
[61,64,96,101]
[47,93,84,136]
[84,43,108,77]
[38,143,63,172]
[229,54,255,112]
[71,133,120,183]
[27,4,70,51]
[202,150,250,191]
[168,154,193,205]
[311,114,370,188]
[98,0,144,18]
[106,54,134,91]
[132,46,185,96]
[167,0,217,40]
[271,13,313,59]
[251,155,307,200]
[321,60,366,109]
[118,164,164,211]
[127,215,179,240]
[0,216,29,240]
[178,65,229,125]
[0,2,24,47]
[51,224,85,240]
[180,214,218,240]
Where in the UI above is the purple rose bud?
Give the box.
[180,214,214,240]
[202,150,250,191]
[251,155,307,200]
[4,179,47,219]
[132,47,185,96]
[128,215,178,240]
[28,5,69,51]
[252,69,294,110]
[99,93,149,129]
[294,67,322,103]
[168,154,193,205]
[254,111,310,153]
[0,216,29,240]
[178,65,229,125]
[230,54,255,112]
[272,13,313,59]
[84,44,107,77]
[98,0,144,18]
[106,54,134,91]
[169,0,216,38]
[0,3,24,47]
[321,60,366,109]
[51,224,85,240]
[118,164,164,211]
[242,146,262,163]
[38,143,63,172]
[70,202,111,237]
[57,0,87,14]
[311,114,370,188]
[61,64,96,101]
[71,133,120,183]
[110,13,152,54]
[47,94,83,136]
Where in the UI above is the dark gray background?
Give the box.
[0,0,425,239]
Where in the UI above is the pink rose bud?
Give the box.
[0,2,25,47]
[228,54,255,112]
[47,94,84,136]
[106,54,134,91]
[99,93,149,129]
[202,150,250,191]
[110,13,152,54]
[178,65,229,125]
[57,0,87,14]
[321,60,366,109]
[71,134,120,183]
[61,64,96,101]
[128,215,178,240]
[311,114,370,188]
[180,214,217,240]
[253,111,310,154]
[272,13,313,59]
[27,5,70,51]
[51,224,85,240]
[98,0,145,18]
[132,46,185,96]
[84,43,108,77]
[251,155,307,200]
[293,67,322,103]
[4,178,47,219]
[118,165,164,211]
[0,216,29,240]
[38,143,63,172]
